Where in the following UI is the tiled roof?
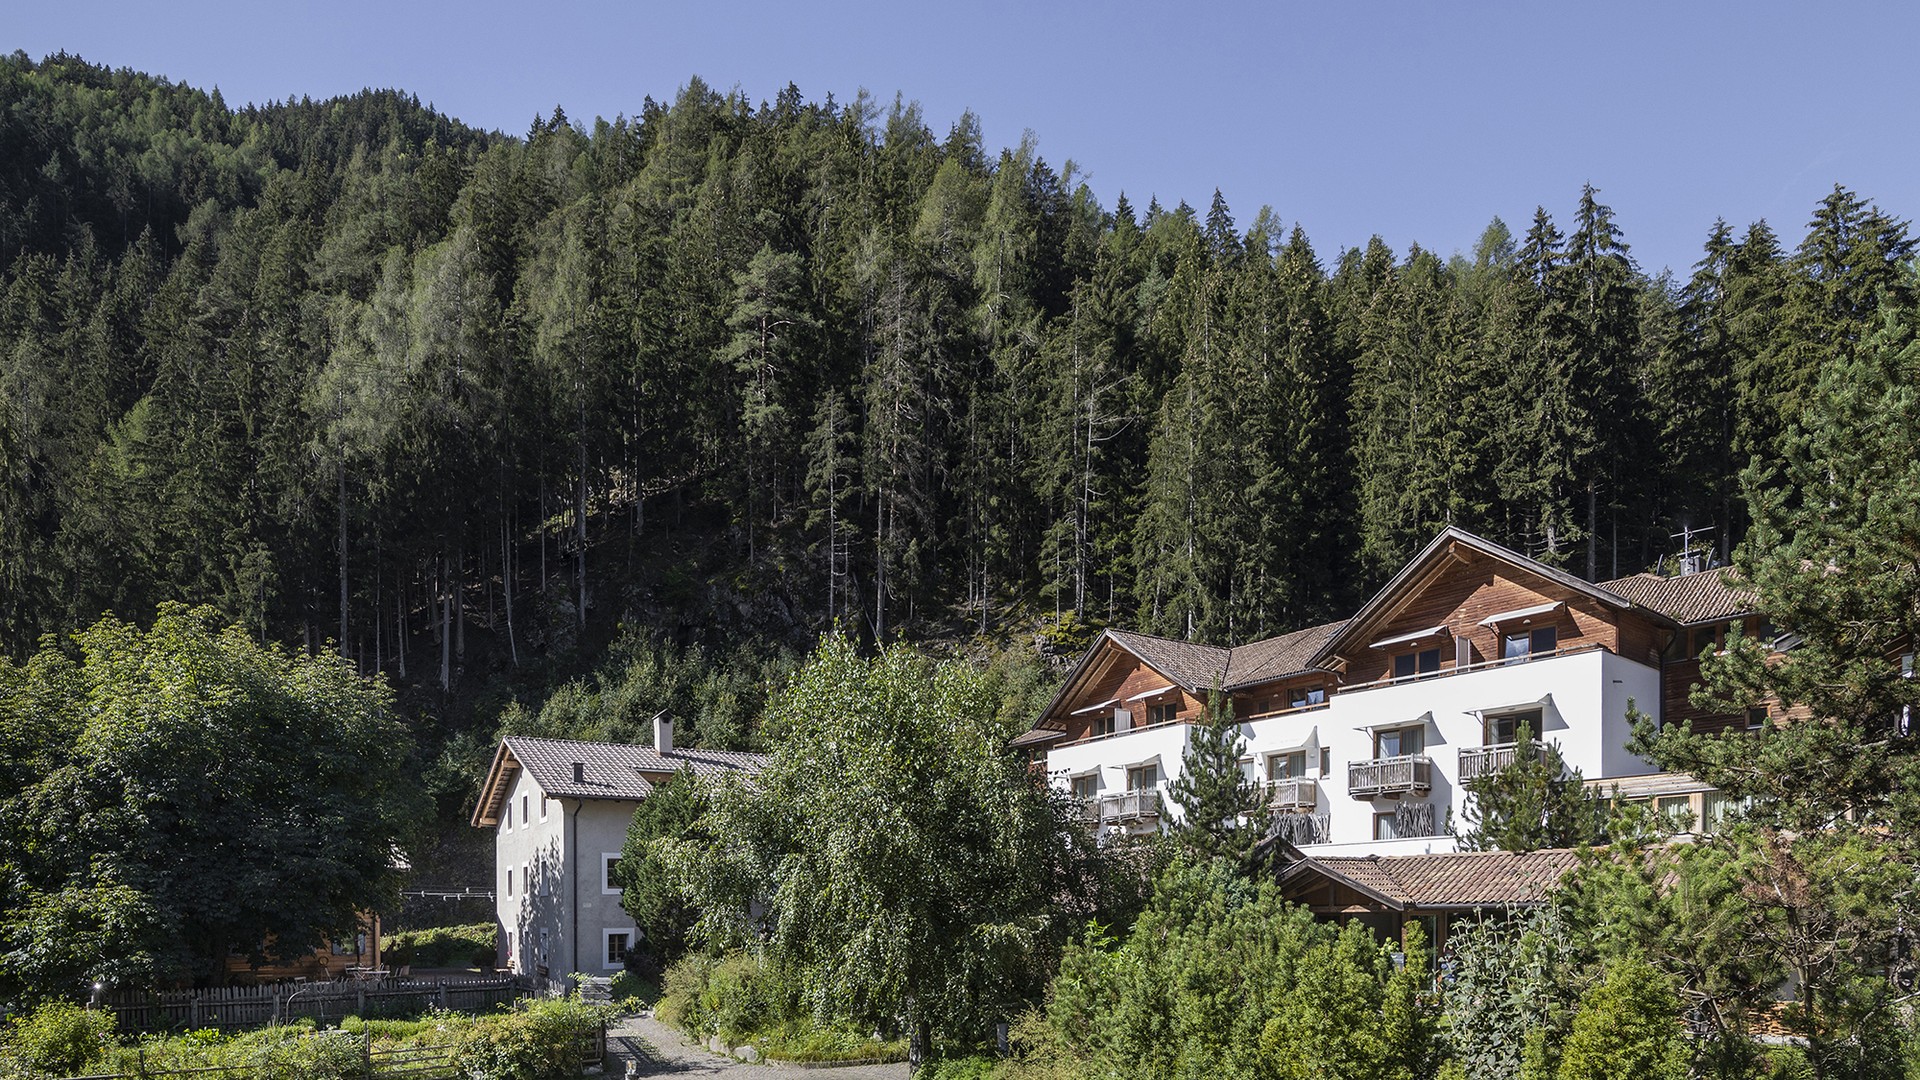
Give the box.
[502,736,766,801]
[1224,620,1349,689]
[1286,848,1581,910]
[1600,568,1756,625]
[1105,630,1231,690]
[1009,726,1069,749]
[1104,622,1346,694]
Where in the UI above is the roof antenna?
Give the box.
[1668,524,1715,576]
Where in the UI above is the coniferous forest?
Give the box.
[2,51,1915,770]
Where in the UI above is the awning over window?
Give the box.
[1477,601,1564,626]
[1470,694,1555,718]
[1124,684,1177,702]
[1069,698,1121,715]
[1352,711,1434,734]
[1370,625,1450,649]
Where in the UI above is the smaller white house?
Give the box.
[470,719,765,987]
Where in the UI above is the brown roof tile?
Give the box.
[1286,848,1580,909]
[1224,620,1348,689]
[1104,629,1232,690]
[1600,568,1757,625]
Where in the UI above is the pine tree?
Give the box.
[1454,724,1609,851]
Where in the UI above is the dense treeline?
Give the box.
[3,50,1915,697]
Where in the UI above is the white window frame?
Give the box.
[521,794,530,828]
[602,852,624,895]
[602,927,636,970]
[503,798,512,833]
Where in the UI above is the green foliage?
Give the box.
[1048,858,1439,1080]
[1555,959,1688,1080]
[656,950,902,1062]
[0,1002,115,1077]
[447,996,613,1080]
[1167,689,1260,860]
[1453,724,1609,851]
[675,636,1102,1063]
[1440,904,1585,1080]
[614,769,711,971]
[380,922,497,968]
[0,605,424,1005]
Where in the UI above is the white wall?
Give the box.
[1045,649,1664,851]
[492,773,641,983]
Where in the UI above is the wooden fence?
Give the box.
[105,975,533,1034]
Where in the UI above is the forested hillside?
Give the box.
[3,51,1914,757]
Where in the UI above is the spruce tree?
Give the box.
[1168,687,1260,859]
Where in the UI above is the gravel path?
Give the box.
[609,1013,909,1079]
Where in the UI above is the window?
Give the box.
[521,794,529,826]
[1288,685,1327,709]
[522,864,529,898]
[540,794,549,821]
[1501,627,1557,665]
[1126,762,1159,791]
[537,926,549,965]
[1374,811,1402,841]
[1485,708,1542,746]
[1319,748,1332,777]
[1691,625,1718,656]
[506,867,513,897]
[602,854,623,895]
[1702,791,1752,834]
[1070,773,1099,800]
[1266,750,1307,782]
[604,930,633,969]
[504,801,512,831]
[1392,648,1441,680]
[1745,706,1768,730]
[1655,795,1694,831]
[504,930,514,960]
[1375,726,1424,758]
[1146,702,1178,725]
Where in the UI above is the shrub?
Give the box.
[0,1002,116,1077]
[449,996,614,1080]
[657,950,797,1045]
[1556,958,1688,1080]
[381,922,497,968]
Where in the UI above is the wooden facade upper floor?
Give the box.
[1020,528,1765,751]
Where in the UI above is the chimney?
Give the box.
[571,762,584,784]
[654,712,674,754]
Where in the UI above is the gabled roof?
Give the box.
[1029,621,1348,734]
[1279,848,1581,911]
[470,735,766,827]
[1312,527,1648,665]
[1224,620,1349,689]
[1599,568,1756,626]
[1103,629,1232,689]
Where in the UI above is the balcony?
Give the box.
[1457,741,1553,783]
[1069,797,1101,827]
[1347,755,1432,799]
[1098,788,1162,824]
[1263,778,1318,812]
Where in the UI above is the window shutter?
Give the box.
[1455,634,1472,669]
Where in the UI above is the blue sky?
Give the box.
[14,1,1918,276]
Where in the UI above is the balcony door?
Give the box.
[1484,707,1542,746]
[1375,726,1424,758]
[1266,750,1307,781]
[1126,762,1159,791]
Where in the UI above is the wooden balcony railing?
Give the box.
[1098,788,1162,824]
[1069,797,1101,826]
[1347,754,1432,799]
[1457,741,1553,783]
[1263,778,1318,812]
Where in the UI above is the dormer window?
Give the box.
[1392,648,1441,680]
[1146,702,1177,725]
